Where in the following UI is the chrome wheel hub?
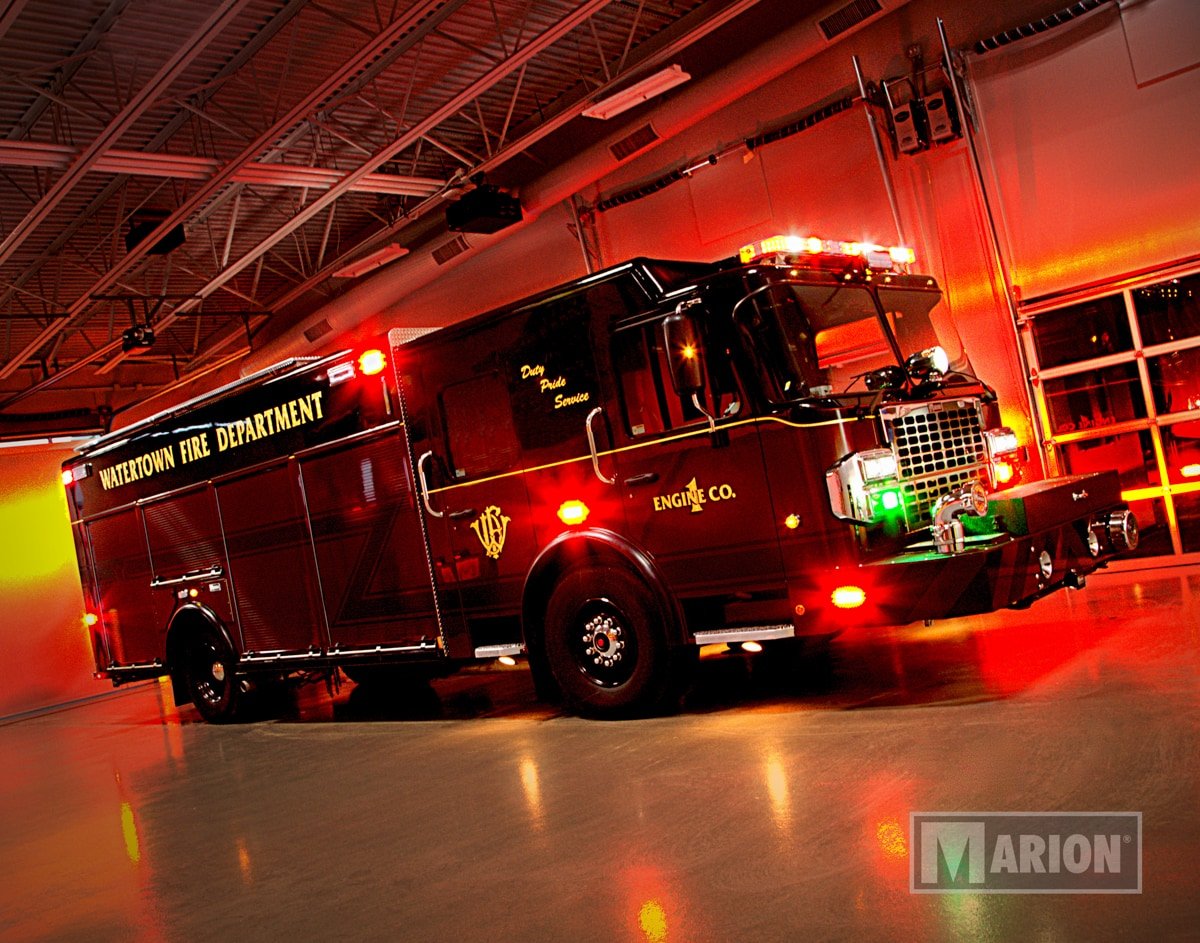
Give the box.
[581,613,625,669]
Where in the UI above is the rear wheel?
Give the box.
[182,625,242,723]
[543,565,693,718]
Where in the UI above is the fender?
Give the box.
[164,603,238,707]
[521,528,687,647]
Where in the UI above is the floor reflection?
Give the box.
[1,567,1197,943]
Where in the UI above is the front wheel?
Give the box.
[181,625,243,723]
[542,566,693,718]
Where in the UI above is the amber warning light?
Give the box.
[831,585,867,609]
[557,500,590,526]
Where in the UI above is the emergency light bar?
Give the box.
[739,234,915,270]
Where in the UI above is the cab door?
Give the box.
[606,315,787,628]
[400,348,535,660]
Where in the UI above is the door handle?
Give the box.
[448,508,476,521]
[416,450,444,518]
[585,407,616,485]
[623,472,659,487]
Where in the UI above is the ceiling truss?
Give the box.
[0,0,766,434]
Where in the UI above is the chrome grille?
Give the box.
[882,400,987,526]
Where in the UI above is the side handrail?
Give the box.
[416,450,445,518]
[586,407,616,485]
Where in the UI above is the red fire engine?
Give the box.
[61,235,1138,720]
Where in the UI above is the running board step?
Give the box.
[474,644,523,658]
[692,625,795,645]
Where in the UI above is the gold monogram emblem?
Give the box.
[471,505,511,559]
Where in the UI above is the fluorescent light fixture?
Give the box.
[332,243,409,279]
[582,65,691,120]
[0,435,93,448]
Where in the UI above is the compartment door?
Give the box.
[299,430,440,651]
[214,462,326,655]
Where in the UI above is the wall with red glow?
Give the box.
[0,444,97,717]
[390,0,1146,468]
[971,0,1200,300]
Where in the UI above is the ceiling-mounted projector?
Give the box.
[446,185,522,234]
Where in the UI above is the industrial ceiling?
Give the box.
[0,0,848,438]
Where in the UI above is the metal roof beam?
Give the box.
[0,0,256,267]
[0,0,467,382]
[0,142,445,195]
[92,0,615,377]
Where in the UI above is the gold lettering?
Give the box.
[298,395,314,424]
[254,414,268,439]
[273,404,290,431]
[288,400,300,427]
[216,426,231,451]
[553,391,590,409]
[310,389,324,419]
[539,376,566,393]
[521,363,545,379]
[98,467,113,490]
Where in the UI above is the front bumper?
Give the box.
[803,472,1134,630]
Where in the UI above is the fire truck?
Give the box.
[61,234,1138,720]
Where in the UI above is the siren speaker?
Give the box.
[925,88,960,143]
[889,99,927,154]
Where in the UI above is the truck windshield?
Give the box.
[734,279,952,402]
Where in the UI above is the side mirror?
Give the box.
[662,312,705,395]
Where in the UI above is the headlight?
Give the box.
[859,449,897,482]
[826,449,903,524]
[983,427,1022,490]
[983,428,1018,458]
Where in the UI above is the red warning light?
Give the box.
[61,469,74,486]
[993,459,1017,486]
[358,349,387,375]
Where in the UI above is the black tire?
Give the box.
[542,565,692,718]
[181,624,243,724]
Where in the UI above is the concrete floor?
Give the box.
[2,565,1198,943]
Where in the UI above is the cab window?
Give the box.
[441,372,520,479]
[612,322,742,436]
